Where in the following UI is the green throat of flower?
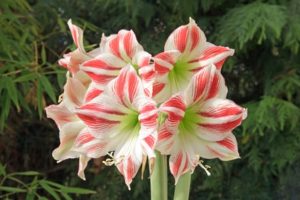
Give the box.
[178,107,200,137]
[168,60,190,91]
[121,110,141,134]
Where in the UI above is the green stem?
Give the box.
[173,172,191,200]
[150,151,168,200]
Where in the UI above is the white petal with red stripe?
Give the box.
[196,99,247,141]
[164,18,206,60]
[184,64,227,106]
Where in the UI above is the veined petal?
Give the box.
[196,99,247,141]
[169,151,198,184]
[63,75,87,111]
[116,153,142,190]
[195,43,235,70]
[154,50,181,75]
[104,30,143,62]
[81,54,126,85]
[184,64,227,106]
[164,18,206,60]
[67,19,85,53]
[74,128,107,158]
[197,133,240,161]
[45,103,77,129]
[52,121,85,161]
[84,82,103,102]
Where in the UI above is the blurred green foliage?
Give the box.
[0,0,299,199]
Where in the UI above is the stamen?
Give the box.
[198,160,211,176]
[102,152,124,166]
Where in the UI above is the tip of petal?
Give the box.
[189,17,196,24]
[242,108,248,120]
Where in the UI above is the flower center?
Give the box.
[178,107,200,137]
[121,110,140,134]
[168,60,190,91]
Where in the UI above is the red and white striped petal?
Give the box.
[73,128,108,158]
[196,99,247,141]
[77,155,90,180]
[45,103,77,129]
[169,151,198,184]
[52,121,85,162]
[80,54,126,85]
[195,43,234,70]
[67,19,85,53]
[160,94,186,123]
[184,64,227,106]
[197,133,240,161]
[164,18,206,60]
[63,75,88,111]
[103,30,143,62]
[154,50,181,75]
[116,153,142,190]
[84,82,103,102]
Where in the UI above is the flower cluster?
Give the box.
[46,18,247,189]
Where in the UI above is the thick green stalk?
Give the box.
[173,172,191,200]
[150,151,168,200]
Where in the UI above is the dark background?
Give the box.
[0,0,299,199]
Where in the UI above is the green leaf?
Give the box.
[0,186,26,193]
[39,75,56,103]
[59,186,96,194]
[14,73,37,82]
[37,78,43,118]
[39,180,61,200]
[41,45,46,65]
[6,77,20,110]
[0,163,6,176]
[12,171,40,176]
[60,192,72,200]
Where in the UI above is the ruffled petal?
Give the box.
[164,18,206,60]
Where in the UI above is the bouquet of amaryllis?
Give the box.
[46,18,247,200]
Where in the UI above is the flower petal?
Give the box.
[63,75,87,110]
[67,19,85,53]
[77,155,90,180]
[45,103,77,129]
[104,30,143,62]
[197,133,240,161]
[184,64,227,106]
[169,151,198,184]
[195,43,234,70]
[52,121,85,161]
[196,99,247,141]
[164,18,206,60]
[80,54,126,85]
[74,128,107,158]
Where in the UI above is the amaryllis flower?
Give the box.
[76,65,158,189]
[156,64,247,183]
[45,74,107,180]
[80,29,154,97]
[58,19,102,75]
[153,18,234,103]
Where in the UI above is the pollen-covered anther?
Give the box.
[198,160,211,176]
